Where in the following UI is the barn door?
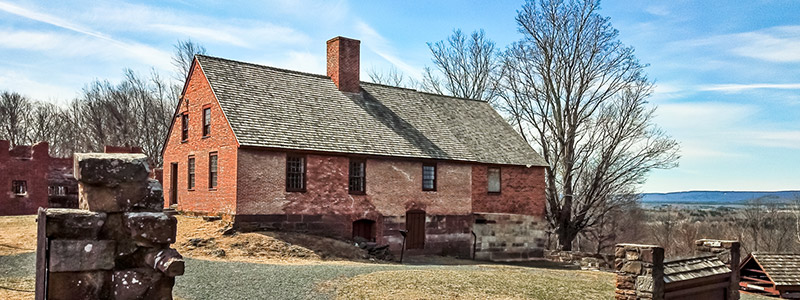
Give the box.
[406,210,426,249]
[170,163,178,206]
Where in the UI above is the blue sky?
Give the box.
[0,0,798,193]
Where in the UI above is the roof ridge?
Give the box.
[196,54,331,80]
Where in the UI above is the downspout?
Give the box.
[471,231,477,260]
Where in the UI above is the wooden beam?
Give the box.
[664,281,729,298]
[742,276,774,285]
[740,282,780,296]
[742,268,766,274]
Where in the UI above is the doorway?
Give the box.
[352,219,376,242]
[170,163,178,206]
[405,210,426,249]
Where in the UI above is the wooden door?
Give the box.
[170,163,178,205]
[406,210,426,249]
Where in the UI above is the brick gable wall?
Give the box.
[471,165,546,217]
[162,61,239,215]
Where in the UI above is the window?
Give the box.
[349,159,366,194]
[488,167,501,193]
[48,185,67,196]
[422,163,436,191]
[12,180,27,195]
[187,156,195,190]
[286,155,306,192]
[181,113,189,141]
[209,153,218,189]
[202,107,211,137]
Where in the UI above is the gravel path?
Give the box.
[0,253,485,300]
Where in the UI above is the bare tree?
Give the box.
[422,29,501,101]
[367,66,416,88]
[172,39,207,82]
[0,91,33,146]
[496,0,679,251]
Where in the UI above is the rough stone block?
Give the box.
[100,213,139,257]
[79,182,149,213]
[615,245,625,258]
[144,248,185,277]
[621,261,643,275]
[625,250,640,261]
[616,275,635,289]
[112,268,161,300]
[636,275,654,292]
[74,153,150,186]
[45,209,106,239]
[49,240,116,272]
[48,271,111,300]
[144,275,175,300]
[124,212,178,245]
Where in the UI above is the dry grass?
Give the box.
[328,265,615,300]
[0,215,36,256]
[0,276,34,300]
[174,215,372,265]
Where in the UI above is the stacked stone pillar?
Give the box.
[35,153,183,300]
[695,239,740,300]
[614,243,665,300]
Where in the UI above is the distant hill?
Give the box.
[641,191,800,204]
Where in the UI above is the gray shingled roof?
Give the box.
[663,255,731,284]
[196,55,546,166]
[751,253,800,286]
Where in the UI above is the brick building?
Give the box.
[162,36,549,258]
[0,141,77,215]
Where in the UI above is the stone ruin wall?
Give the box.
[35,153,184,300]
[473,212,547,261]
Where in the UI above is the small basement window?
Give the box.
[12,180,27,195]
[286,155,306,192]
[422,163,436,191]
[488,167,501,193]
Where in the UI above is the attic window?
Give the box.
[286,155,306,192]
[488,167,501,193]
[202,106,211,137]
[12,180,27,195]
[422,163,436,191]
[181,113,189,142]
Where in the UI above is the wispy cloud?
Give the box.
[355,20,420,78]
[698,83,800,93]
[644,5,670,17]
[0,1,170,67]
[679,25,800,63]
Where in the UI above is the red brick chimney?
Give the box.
[327,36,360,93]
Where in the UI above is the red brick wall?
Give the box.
[162,61,239,215]
[471,165,547,217]
[326,36,360,93]
[235,149,473,254]
[0,141,51,215]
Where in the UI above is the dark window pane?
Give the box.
[349,160,365,193]
[181,114,189,141]
[286,156,305,191]
[12,180,27,195]
[422,164,436,191]
[488,167,501,193]
[203,108,211,136]
[209,154,218,188]
[188,157,195,189]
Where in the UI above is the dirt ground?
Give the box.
[0,215,37,256]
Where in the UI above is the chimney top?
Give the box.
[326,36,361,93]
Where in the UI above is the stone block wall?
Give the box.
[35,153,183,300]
[473,212,547,261]
[614,244,665,300]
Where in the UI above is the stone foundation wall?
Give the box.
[614,244,665,300]
[473,212,547,261]
[35,153,183,300]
